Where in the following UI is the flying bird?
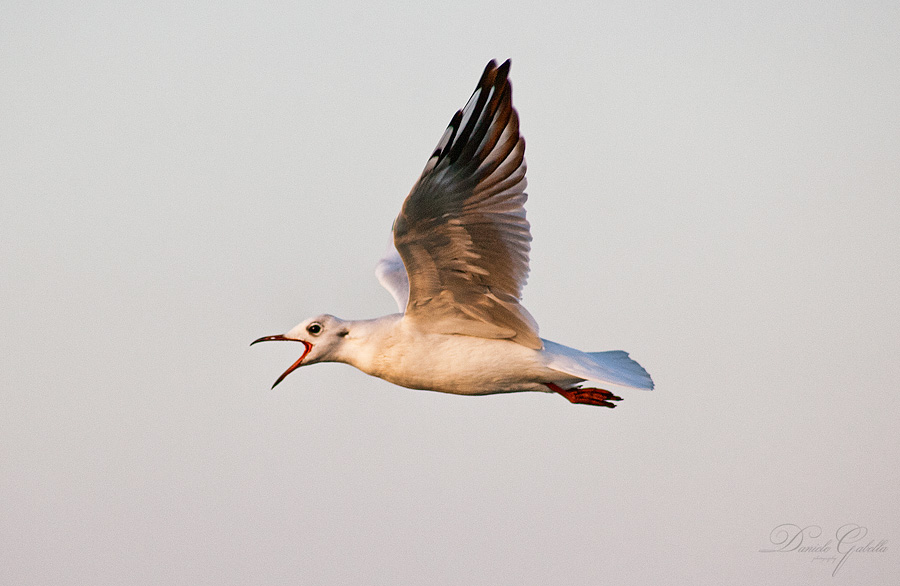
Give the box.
[252,60,653,407]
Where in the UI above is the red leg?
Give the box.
[546,383,622,408]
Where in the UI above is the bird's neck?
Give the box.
[333,314,403,373]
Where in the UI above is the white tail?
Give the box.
[544,340,654,390]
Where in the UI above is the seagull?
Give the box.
[252,59,653,407]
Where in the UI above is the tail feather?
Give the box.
[544,340,654,390]
[586,350,654,389]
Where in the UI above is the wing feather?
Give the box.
[375,237,410,312]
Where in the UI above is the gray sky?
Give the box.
[2,1,899,584]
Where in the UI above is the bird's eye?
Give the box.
[306,323,323,335]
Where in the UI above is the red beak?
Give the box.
[250,334,314,389]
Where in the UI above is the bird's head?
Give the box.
[251,314,349,388]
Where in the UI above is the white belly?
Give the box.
[355,329,579,395]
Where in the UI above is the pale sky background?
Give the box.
[2,1,899,584]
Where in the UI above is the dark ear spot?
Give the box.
[337,328,349,337]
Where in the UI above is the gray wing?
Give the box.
[392,59,540,349]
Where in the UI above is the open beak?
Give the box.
[250,334,314,389]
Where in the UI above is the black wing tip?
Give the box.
[481,59,511,86]
[445,60,514,163]
[477,59,512,89]
[480,59,499,80]
[486,60,512,109]
[496,59,511,78]
[427,59,518,169]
